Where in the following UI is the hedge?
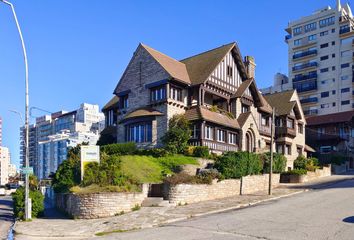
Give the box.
[261,152,287,174]
[12,187,44,219]
[100,142,137,155]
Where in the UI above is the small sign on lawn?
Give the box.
[80,145,100,180]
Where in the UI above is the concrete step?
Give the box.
[141,197,171,207]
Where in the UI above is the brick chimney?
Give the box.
[244,56,256,79]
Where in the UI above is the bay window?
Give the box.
[151,86,166,102]
[170,87,182,102]
[228,133,237,145]
[205,126,213,140]
[217,129,226,142]
[125,122,152,143]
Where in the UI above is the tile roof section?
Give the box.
[237,112,252,127]
[306,110,354,126]
[304,144,316,152]
[263,90,296,116]
[180,43,236,85]
[234,79,253,98]
[185,106,240,129]
[102,96,119,111]
[123,107,164,121]
[141,43,191,85]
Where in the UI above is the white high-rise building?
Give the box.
[285,0,354,116]
[0,147,10,185]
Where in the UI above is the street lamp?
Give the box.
[1,0,31,220]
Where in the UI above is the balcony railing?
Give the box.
[259,125,271,136]
[275,126,296,138]
[285,34,292,41]
[304,109,318,115]
[300,97,318,104]
[293,50,317,60]
[340,27,351,34]
[293,80,317,93]
[190,139,238,152]
[293,73,317,82]
[292,62,317,72]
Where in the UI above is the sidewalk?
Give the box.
[14,172,354,240]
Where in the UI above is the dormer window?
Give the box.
[170,87,182,102]
[151,86,166,102]
[119,95,129,109]
[227,65,233,77]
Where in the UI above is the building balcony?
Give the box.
[304,109,318,115]
[340,26,351,35]
[300,97,318,104]
[190,139,238,152]
[259,125,271,137]
[292,62,317,72]
[293,50,317,60]
[275,126,296,138]
[292,73,317,83]
[293,80,317,93]
[285,34,292,42]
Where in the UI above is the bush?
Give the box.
[136,148,169,158]
[294,155,307,170]
[261,153,287,174]
[294,155,320,172]
[282,169,307,176]
[329,154,346,166]
[184,146,196,156]
[164,172,215,185]
[161,114,191,154]
[193,146,210,158]
[12,187,44,220]
[214,151,262,179]
[100,142,137,155]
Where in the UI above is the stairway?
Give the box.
[141,197,171,207]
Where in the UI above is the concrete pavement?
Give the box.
[0,196,14,240]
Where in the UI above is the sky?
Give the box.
[0,0,352,168]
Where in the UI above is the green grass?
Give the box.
[70,184,141,194]
[120,155,198,183]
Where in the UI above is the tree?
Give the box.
[161,114,191,154]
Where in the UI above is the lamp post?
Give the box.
[1,0,30,220]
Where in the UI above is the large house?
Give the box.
[105,42,309,169]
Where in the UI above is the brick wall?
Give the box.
[56,185,148,219]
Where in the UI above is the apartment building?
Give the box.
[284,0,354,116]
[0,147,10,185]
[108,42,309,168]
[0,117,2,146]
[20,103,105,179]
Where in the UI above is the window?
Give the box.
[320,31,328,36]
[294,39,301,46]
[341,37,354,45]
[120,95,129,109]
[126,122,152,143]
[308,34,316,41]
[341,75,349,81]
[332,66,336,71]
[320,55,329,61]
[276,144,283,154]
[298,124,303,134]
[286,145,292,155]
[320,68,329,73]
[332,41,335,46]
[319,16,335,27]
[293,26,302,35]
[332,28,335,33]
[227,65,233,77]
[304,22,316,32]
[342,100,350,105]
[321,103,330,108]
[191,125,199,139]
[321,91,329,98]
[170,87,182,102]
[321,79,330,85]
[320,43,329,48]
[287,118,294,129]
[341,88,350,93]
[261,115,269,126]
[332,54,336,58]
[205,126,213,140]
[332,90,336,95]
[151,86,166,102]
[333,102,336,107]
[228,133,237,145]
[341,50,351,57]
[217,129,226,142]
[242,104,249,113]
[341,63,350,68]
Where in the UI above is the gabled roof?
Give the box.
[263,90,297,116]
[102,96,119,111]
[237,112,252,128]
[122,107,164,122]
[306,110,354,126]
[185,106,240,129]
[234,79,253,98]
[141,44,191,85]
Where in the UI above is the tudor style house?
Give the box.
[109,42,309,169]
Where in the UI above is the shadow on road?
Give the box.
[343,216,354,223]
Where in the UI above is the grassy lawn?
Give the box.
[70,184,142,194]
[120,155,198,183]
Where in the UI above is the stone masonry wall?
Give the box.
[56,185,148,219]
[241,174,280,195]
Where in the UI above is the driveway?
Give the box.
[0,196,14,240]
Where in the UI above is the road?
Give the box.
[102,178,354,240]
[0,196,14,240]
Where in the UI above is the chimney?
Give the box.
[244,56,256,79]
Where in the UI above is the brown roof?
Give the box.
[181,43,236,85]
[185,106,240,129]
[263,90,296,116]
[306,110,354,126]
[304,144,316,152]
[123,107,164,121]
[234,79,253,98]
[141,43,191,85]
[102,96,119,111]
[237,112,252,127]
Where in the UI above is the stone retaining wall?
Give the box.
[164,174,280,206]
[332,162,349,174]
[280,165,331,183]
[56,185,148,219]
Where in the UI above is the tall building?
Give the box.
[20,103,105,179]
[0,116,2,146]
[0,147,10,185]
[285,0,354,116]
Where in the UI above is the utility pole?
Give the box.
[1,0,31,219]
[269,107,275,195]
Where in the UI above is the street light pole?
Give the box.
[1,0,31,220]
[269,107,275,195]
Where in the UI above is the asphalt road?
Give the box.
[0,196,14,240]
[102,179,354,240]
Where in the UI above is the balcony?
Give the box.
[292,73,317,83]
[259,125,271,137]
[275,126,296,138]
[292,62,317,72]
[304,109,318,115]
[285,34,292,42]
[300,97,318,104]
[293,50,317,60]
[340,26,351,35]
[190,139,238,152]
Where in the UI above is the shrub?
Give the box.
[12,187,44,220]
[193,146,209,158]
[294,155,320,172]
[214,151,262,179]
[164,172,216,185]
[100,142,137,155]
[282,169,307,176]
[136,148,169,158]
[161,114,191,154]
[261,153,287,174]
[294,155,308,170]
[184,146,196,156]
[329,154,346,166]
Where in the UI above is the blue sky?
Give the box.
[0,0,351,167]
